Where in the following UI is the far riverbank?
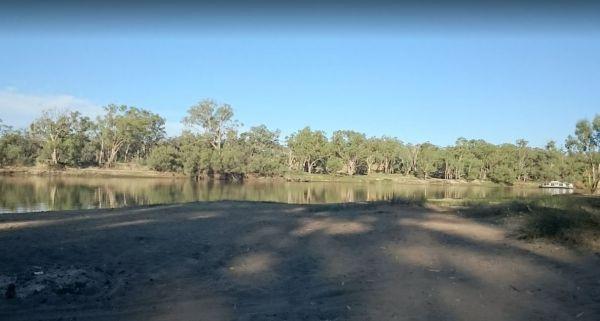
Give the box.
[1,165,544,190]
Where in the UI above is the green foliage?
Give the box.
[0,126,38,166]
[286,127,329,174]
[415,143,438,178]
[29,110,94,167]
[96,104,166,167]
[331,130,367,176]
[182,99,238,151]
[1,103,598,189]
[241,125,285,176]
[565,116,600,193]
[176,132,213,176]
[488,163,516,185]
[147,145,182,172]
[459,195,600,246]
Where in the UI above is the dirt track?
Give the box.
[1,202,599,321]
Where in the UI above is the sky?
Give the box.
[0,1,599,147]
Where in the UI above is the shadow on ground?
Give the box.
[0,201,599,321]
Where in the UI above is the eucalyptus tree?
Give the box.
[331,130,367,175]
[176,131,213,177]
[62,113,95,166]
[364,137,383,175]
[467,139,497,180]
[415,143,439,178]
[121,107,165,161]
[487,144,518,184]
[182,99,238,152]
[0,123,37,167]
[378,137,403,174]
[286,127,329,173]
[515,139,531,182]
[96,104,165,167]
[218,130,246,178]
[565,115,600,193]
[400,143,422,176]
[449,137,475,180]
[240,125,284,176]
[29,110,91,167]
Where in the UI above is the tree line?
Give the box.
[1,99,599,192]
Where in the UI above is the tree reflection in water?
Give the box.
[0,176,561,213]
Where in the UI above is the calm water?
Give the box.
[0,175,569,213]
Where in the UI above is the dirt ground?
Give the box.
[0,202,599,321]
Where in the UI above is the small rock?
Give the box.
[5,283,16,299]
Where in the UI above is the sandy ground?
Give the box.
[0,202,599,321]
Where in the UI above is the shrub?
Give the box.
[147,145,182,172]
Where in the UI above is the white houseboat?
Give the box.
[539,181,574,189]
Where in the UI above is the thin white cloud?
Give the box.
[0,88,101,129]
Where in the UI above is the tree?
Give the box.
[176,131,212,177]
[96,105,165,167]
[515,139,530,182]
[2,102,599,185]
[182,99,238,151]
[488,144,517,184]
[147,144,182,172]
[286,127,329,173]
[416,143,439,178]
[241,125,284,176]
[364,137,382,175]
[331,130,367,175]
[566,115,600,193]
[30,110,87,167]
[0,126,38,167]
[468,139,497,180]
[121,108,165,162]
[379,137,403,174]
[400,143,421,175]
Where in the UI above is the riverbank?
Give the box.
[284,172,541,187]
[0,201,598,321]
[1,166,542,188]
[0,165,187,178]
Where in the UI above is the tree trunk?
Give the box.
[106,143,121,168]
[347,159,356,176]
[287,150,294,170]
[98,141,105,166]
[51,148,58,166]
[124,144,130,163]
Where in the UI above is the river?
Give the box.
[0,175,571,213]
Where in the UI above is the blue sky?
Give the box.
[1,3,599,147]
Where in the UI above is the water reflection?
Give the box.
[0,176,562,213]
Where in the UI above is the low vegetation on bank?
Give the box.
[0,163,186,178]
[1,100,599,192]
[316,193,600,250]
[430,195,600,250]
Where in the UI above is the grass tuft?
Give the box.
[454,194,600,248]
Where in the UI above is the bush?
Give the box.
[147,145,182,172]
[0,130,38,166]
[488,164,516,185]
[521,209,575,239]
